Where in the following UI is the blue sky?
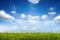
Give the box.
[0,0,60,33]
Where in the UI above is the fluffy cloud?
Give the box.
[28,0,40,4]
[11,11,16,14]
[16,15,40,24]
[0,10,15,21]
[0,25,19,32]
[20,14,26,18]
[11,6,16,14]
[48,12,56,15]
[27,15,40,24]
[48,7,56,15]
[53,15,60,23]
[31,27,38,31]
[41,15,48,19]
[41,20,55,26]
[49,7,55,11]
[12,14,60,32]
[0,13,60,32]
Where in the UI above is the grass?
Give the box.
[0,33,60,40]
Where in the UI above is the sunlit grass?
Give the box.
[0,33,60,40]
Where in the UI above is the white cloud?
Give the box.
[22,27,27,30]
[0,13,60,32]
[48,7,56,15]
[28,20,39,24]
[16,15,40,24]
[0,26,9,32]
[11,26,18,30]
[49,7,54,11]
[31,27,38,31]
[0,25,19,32]
[0,18,58,32]
[20,14,26,18]
[48,12,56,15]
[28,0,40,4]
[27,15,40,24]
[16,14,40,24]
[11,6,16,14]
[11,11,16,14]
[41,15,48,19]
[41,20,55,26]
[53,15,60,23]
[55,28,59,31]
[0,27,6,32]
[22,26,30,30]
[0,10,15,21]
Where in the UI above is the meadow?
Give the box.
[0,33,60,40]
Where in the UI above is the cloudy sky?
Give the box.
[0,0,60,33]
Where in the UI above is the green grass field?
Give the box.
[0,33,60,40]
